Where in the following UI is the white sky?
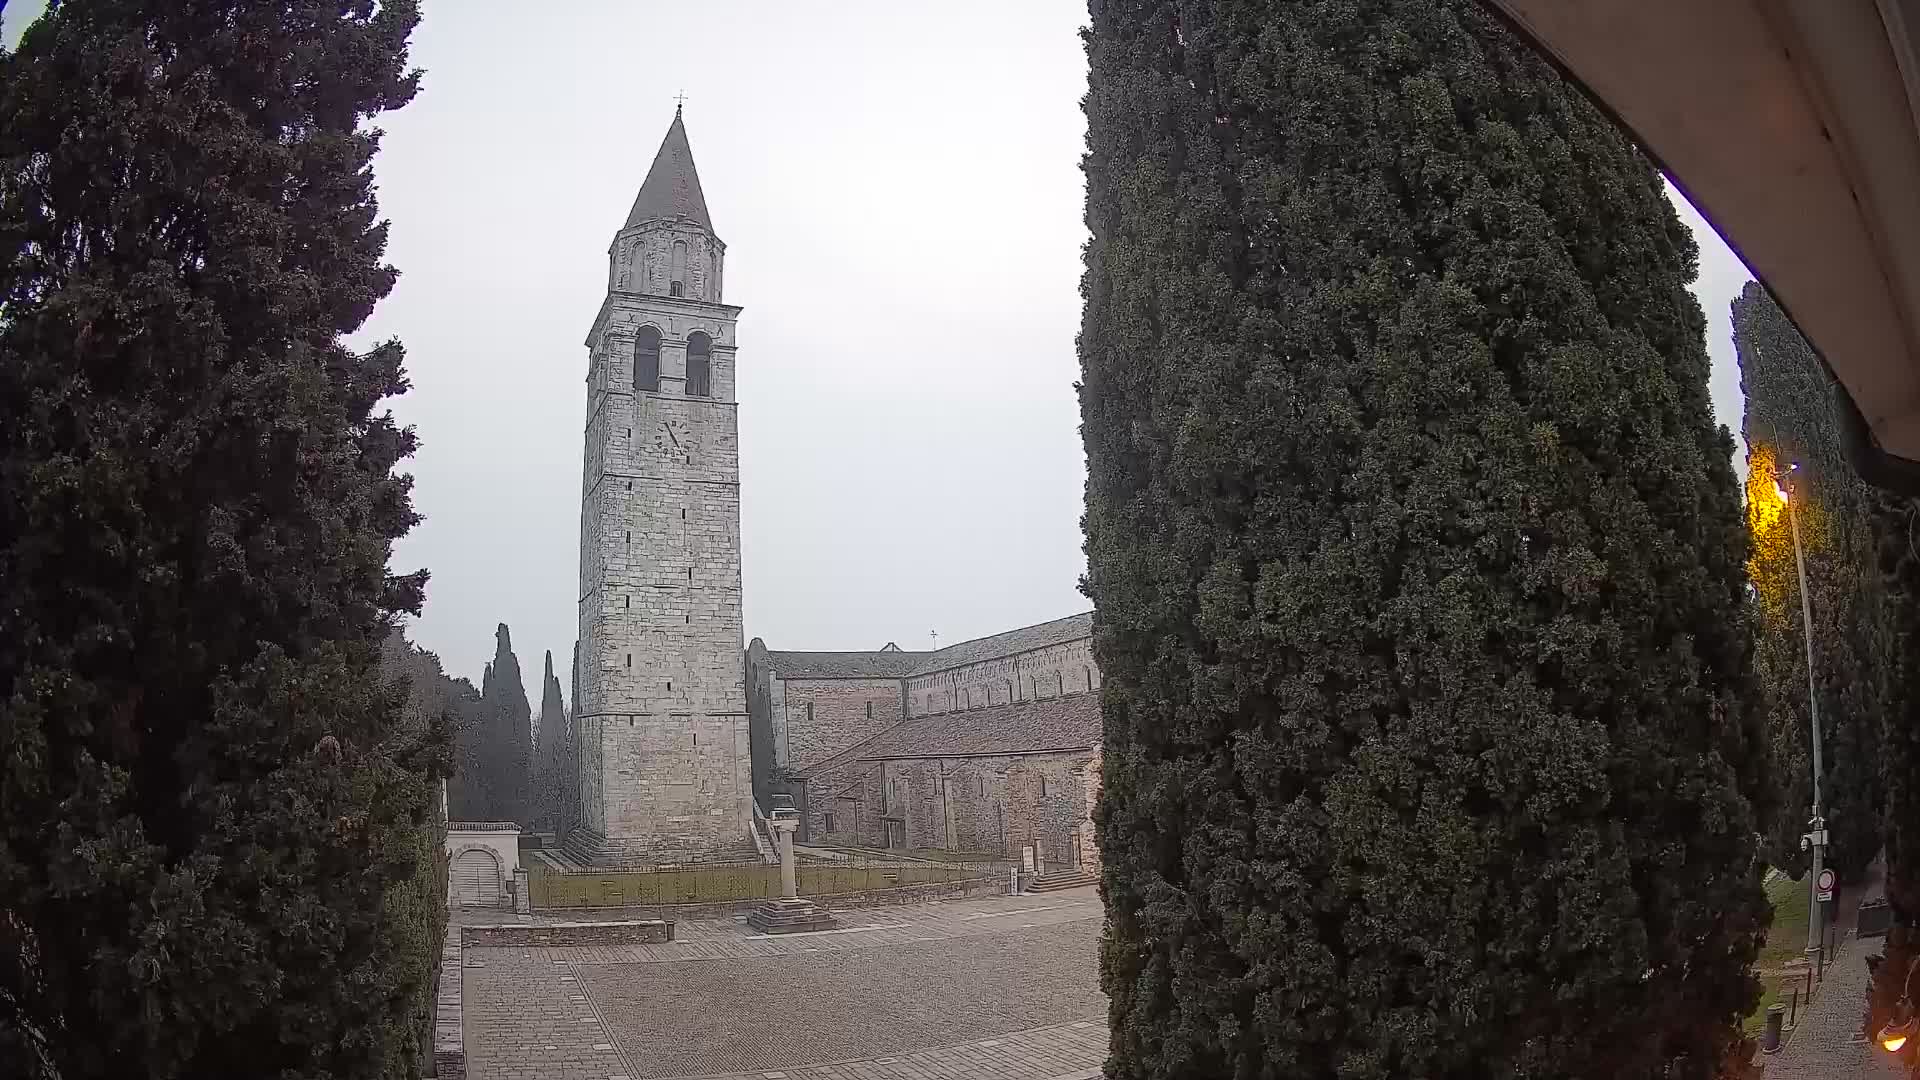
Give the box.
[4,1,1755,694]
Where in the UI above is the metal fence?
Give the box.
[527,851,1004,909]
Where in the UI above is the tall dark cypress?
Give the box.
[532,649,569,831]
[0,2,440,1076]
[1733,283,1887,883]
[1870,498,1920,1052]
[1078,2,1768,1076]
[482,623,532,825]
[568,640,583,832]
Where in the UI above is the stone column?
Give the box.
[745,807,835,934]
[775,818,799,899]
[512,868,531,914]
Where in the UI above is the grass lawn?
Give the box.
[1743,870,1815,1034]
[1759,870,1813,967]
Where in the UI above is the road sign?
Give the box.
[1816,867,1836,902]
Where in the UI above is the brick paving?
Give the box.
[1761,855,1903,1079]
[462,888,1108,1080]
[1759,930,1901,1078]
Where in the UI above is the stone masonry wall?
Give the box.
[803,749,1098,866]
[905,638,1101,718]
[460,919,675,948]
[574,216,750,863]
[776,676,906,772]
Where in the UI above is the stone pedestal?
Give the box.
[745,895,838,934]
[746,812,836,934]
[512,868,531,914]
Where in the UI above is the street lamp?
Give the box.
[1878,956,1920,1057]
[1777,464,1829,971]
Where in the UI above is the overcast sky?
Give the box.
[4,2,1755,695]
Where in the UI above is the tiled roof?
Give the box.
[766,650,927,680]
[796,692,1101,775]
[625,110,712,231]
[908,612,1093,677]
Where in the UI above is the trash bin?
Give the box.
[1860,897,1894,939]
[1762,1003,1786,1054]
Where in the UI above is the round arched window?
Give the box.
[634,326,661,392]
[686,331,711,397]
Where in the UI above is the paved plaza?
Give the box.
[460,888,1109,1080]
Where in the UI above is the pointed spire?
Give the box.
[625,111,712,231]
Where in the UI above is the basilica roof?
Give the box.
[797,691,1101,774]
[907,611,1094,678]
[625,108,712,232]
[763,649,926,680]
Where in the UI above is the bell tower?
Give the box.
[573,108,752,863]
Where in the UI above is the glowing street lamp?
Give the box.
[1776,463,1830,971]
[1879,956,1920,1057]
[1882,1010,1914,1054]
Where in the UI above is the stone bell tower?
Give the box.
[572,108,752,864]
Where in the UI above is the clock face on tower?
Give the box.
[650,417,692,461]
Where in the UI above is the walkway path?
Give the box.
[1763,859,1902,1078]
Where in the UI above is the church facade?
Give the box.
[570,114,1101,869]
[746,613,1105,871]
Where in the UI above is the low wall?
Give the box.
[460,919,676,948]
[529,857,994,908]
[536,873,1002,921]
[433,932,464,1079]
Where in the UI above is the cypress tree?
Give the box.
[1870,498,1920,1049]
[1733,283,1887,882]
[567,640,583,833]
[480,623,531,825]
[0,2,440,1076]
[532,649,568,832]
[1078,2,1768,1076]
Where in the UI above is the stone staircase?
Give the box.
[1026,867,1098,893]
[553,829,761,871]
[744,895,838,934]
[749,801,779,865]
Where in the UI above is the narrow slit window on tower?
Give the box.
[865,701,873,720]
[670,239,688,296]
[667,680,672,691]
[686,331,712,397]
[624,595,629,609]
[625,653,631,668]
[634,325,661,392]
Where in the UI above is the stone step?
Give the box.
[1027,869,1098,893]
[744,897,838,934]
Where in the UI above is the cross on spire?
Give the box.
[673,89,688,115]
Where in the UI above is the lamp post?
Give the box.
[1777,465,1828,969]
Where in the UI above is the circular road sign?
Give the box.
[1817,868,1837,893]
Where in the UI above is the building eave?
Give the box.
[1482,0,1920,492]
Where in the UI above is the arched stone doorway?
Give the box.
[450,847,503,908]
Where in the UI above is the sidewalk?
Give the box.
[1764,858,1903,1078]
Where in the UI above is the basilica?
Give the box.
[570,112,1101,872]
